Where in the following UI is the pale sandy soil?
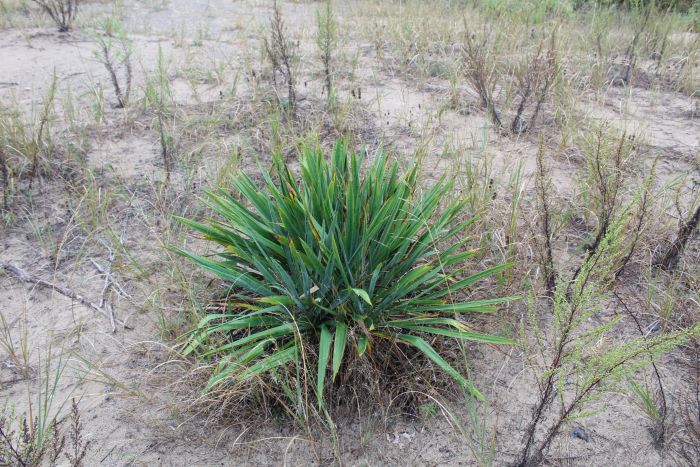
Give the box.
[1,1,699,466]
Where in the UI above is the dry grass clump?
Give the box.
[162,333,472,437]
[30,0,78,32]
[264,0,298,113]
[0,78,66,214]
[93,17,133,109]
[462,24,560,135]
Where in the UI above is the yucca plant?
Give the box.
[176,140,515,408]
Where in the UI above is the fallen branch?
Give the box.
[96,259,111,309]
[90,238,132,326]
[0,262,130,331]
[91,244,116,331]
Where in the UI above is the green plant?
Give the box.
[627,378,663,430]
[0,112,11,213]
[315,0,338,102]
[93,17,132,108]
[462,25,559,134]
[461,24,500,127]
[482,0,574,23]
[176,139,515,409]
[0,405,64,467]
[653,188,700,270]
[533,140,556,296]
[0,311,32,381]
[0,75,57,210]
[0,398,88,467]
[691,3,700,32]
[419,401,437,418]
[0,345,87,467]
[143,46,174,181]
[517,199,698,466]
[618,0,652,85]
[579,125,632,257]
[264,0,297,112]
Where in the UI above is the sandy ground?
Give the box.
[1,1,699,466]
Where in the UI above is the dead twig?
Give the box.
[91,248,115,332]
[91,258,110,308]
[0,262,130,331]
[89,258,130,300]
[91,239,116,308]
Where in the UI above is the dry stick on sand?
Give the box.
[91,247,116,330]
[92,258,111,309]
[0,262,130,331]
[91,240,116,309]
[89,239,132,332]
[653,203,700,270]
[90,258,130,300]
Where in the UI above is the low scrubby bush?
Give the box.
[30,0,78,32]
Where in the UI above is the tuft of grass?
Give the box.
[0,343,88,467]
[627,378,665,445]
[175,139,516,410]
[0,74,58,213]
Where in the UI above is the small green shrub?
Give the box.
[176,140,515,408]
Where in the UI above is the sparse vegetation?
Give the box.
[1,0,699,465]
[0,74,60,212]
[518,228,698,465]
